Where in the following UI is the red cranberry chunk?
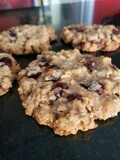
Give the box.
[86,107,91,114]
[49,65,59,69]
[67,93,83,101]
[95,84,104,95]
[39,57,49,66]
[69,26,84,32]
[89,40,98,44]
[115,93,120,98]
[80,83,89,90]
[80,42,86,47]
[111,64,117,70]
[9,30,17,37]
[28,72,42,78]
[0,57,12,67]
[112,29,120,35]
[53,82,68,90]
[84,60,95,72]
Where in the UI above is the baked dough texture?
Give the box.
[0,25,57,55]
[61,24,120,52]
[0,53,20,95]
[18,49,120,136]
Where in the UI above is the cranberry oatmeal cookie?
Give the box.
[0,25,57,55]
[0,53,20,95]
[61,24,120,52]
[18,49,120,136]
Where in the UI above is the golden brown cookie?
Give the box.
[61,24,120,52]
[0,53,20,95]
[0,25,57,55]
[18,49,120,136]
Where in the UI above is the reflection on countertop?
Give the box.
[54,117,117,141]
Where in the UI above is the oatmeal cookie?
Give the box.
[0,25,57,55]
[61,24,120,52]
[18,49,120,136]
[0,53,20,95]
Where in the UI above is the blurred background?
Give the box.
[0,0,120,32]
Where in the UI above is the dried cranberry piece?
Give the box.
[9,30,17,42]
[111,64,117,70]
[39,57,49,66]
[76,28,84,32]
[115,93,120,98]
[80,84,89,90]
[84,60,95,72]
[9,30,17,37]
[112,29,120,35]
[86,107,91,114]
[53,82,68,90]
[49,65,59,69]
[96,84,104,95]
[67,93,83,101]
[69,26,84,32]
[89,40,98,44]
[0,57,12,67]
[80,42,86,47]
[28,72,42,78]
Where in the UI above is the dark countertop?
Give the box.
[0,40,120,160]
[0,5,120,160]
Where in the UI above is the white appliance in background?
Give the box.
[49,0,95,29]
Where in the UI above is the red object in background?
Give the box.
[0,0,33,32]
[0,17,20,31]
[93,0,120,24]
[8,0,32,9]
[0,0,32,10]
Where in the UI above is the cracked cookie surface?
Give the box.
[0,25,57,55]
[61,24,120,52]
[0,53,20,95]
[18,49,120,136]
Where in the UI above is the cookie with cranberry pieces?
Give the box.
[18,49,120,136]
[0,25,57,55]
[0,53,20,95]
[61,24,120,52]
